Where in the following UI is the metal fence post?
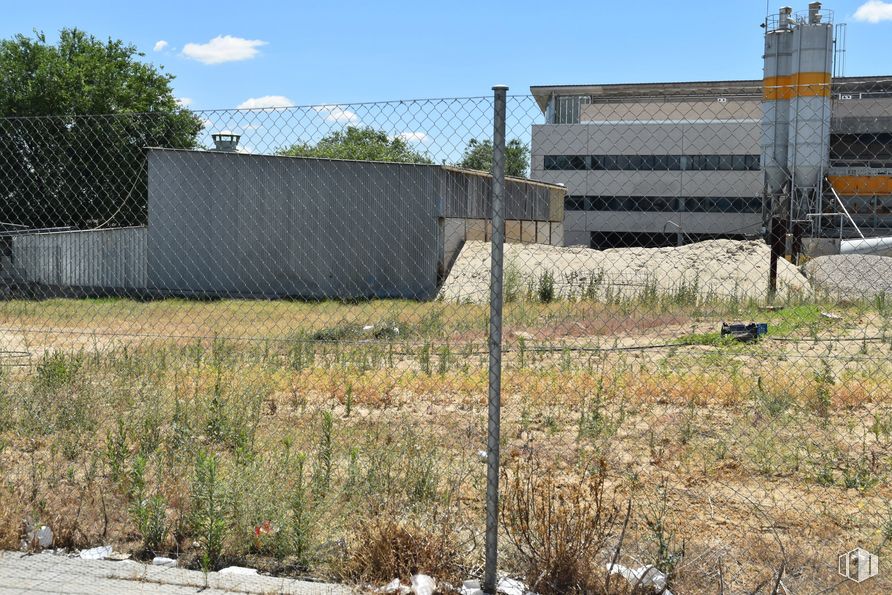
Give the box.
[484,84,508,595]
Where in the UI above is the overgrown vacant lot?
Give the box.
[1,293,891,593]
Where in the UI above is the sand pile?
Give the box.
[439,239,811,303]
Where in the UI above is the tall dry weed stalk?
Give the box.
[501,456,622,594]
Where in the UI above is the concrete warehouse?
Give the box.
[8,148,564,300]
[530,4,892,251]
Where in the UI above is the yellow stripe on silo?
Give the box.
[790,72,832,98]
[763,75,793,100]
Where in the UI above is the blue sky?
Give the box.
[4,1,892,111]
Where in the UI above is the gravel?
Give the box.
[803,254,892,300]
[439,239,811,303]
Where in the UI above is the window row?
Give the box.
[544,154,762,172]
[564,195,764,214]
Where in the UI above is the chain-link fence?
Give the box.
[1,77,892,594]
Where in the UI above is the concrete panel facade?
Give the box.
[12,227,147,291]
[148,150,441,300]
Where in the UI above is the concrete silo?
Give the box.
[788,2,833,221]
[761,7,794,198]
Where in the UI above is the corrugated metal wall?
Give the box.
[12,227,147,290]
[147,150,441,300]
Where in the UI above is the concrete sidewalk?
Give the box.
[0,551,353,594]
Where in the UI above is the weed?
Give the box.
[286,452,312,567]
[812,359,834,418]
[643,480,685,586]
[312,411,334,500]
[344,384,353,417]
[419,342,431,375]
[437,343,451,375]
[754,377,794,418]
[537,271,555,303]
[105,418,129,485]
[341,509,463,585]
[191,451,228,571]
[841,450,880,491]
[35,351,81,393]
[870,411,892,444]
[130,481,169,555]
[504,259,523,303]
[583,270,604,301]
[501,457,621,594]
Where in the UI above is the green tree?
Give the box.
[279,126,432,163]
[458,138,530,177]
[0,29,202,228]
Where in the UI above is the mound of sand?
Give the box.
[804,254,892,300]
[439,239,810,304]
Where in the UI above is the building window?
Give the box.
[578,195,762,213]
[564,195,587,211]
[544,154,761,171]
[545,155,588,170]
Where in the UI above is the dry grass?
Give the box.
[501,456,624,594]
[0,295,891,592]
[338,509,465,586]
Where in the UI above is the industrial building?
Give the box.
[7,143,563,300]
[530,2,892,253]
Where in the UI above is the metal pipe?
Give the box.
[827,179,865,239]
[483,84,508,595]
[841,236,892,255]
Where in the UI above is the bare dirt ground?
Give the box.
[0,289,890,593]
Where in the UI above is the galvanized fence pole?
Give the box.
[483,84,508,595]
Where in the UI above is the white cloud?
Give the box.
[182,35,267,65]
[395,131,430,144]
[854,0,892,22]
[176,97,193,107]
[153,40,169,52]
[313,105,359,123]
[237,95,294,109]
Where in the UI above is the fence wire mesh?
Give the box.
[1,79,892,594]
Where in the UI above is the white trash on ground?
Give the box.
[606,564,673,595]
[152,556,177,567]
[21,525,54,549]
[411,574,436,595]
[458,577,534,595]
[497,577,531,595]
[377,578,411,594]
[219,566,258,575]
[79,545,112,560]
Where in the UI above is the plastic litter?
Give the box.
[22,525,54,549]
[377,579,411,594]
[79,545,112,560]
[152,556,177,567]
[411,574,436,595]
[219,566,258,575]
[458,577,532,595]
[606,564,672,595]
[497,577,529,595]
